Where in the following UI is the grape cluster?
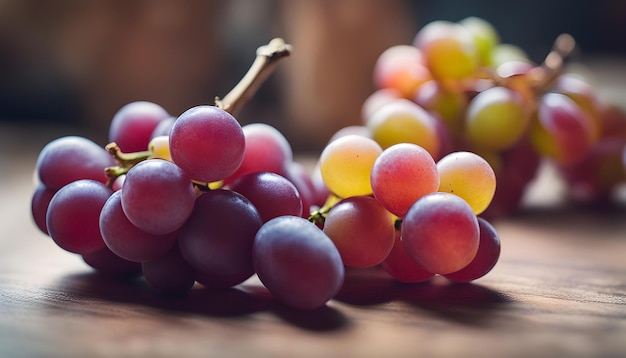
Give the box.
[365,17,626,217]
[29,36,505,311]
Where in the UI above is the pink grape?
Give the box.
[370,143,439,217]
[121,159,195,235]
[100,191,178,262]
[169,105,245,183]
[36,136,116,190]
[323,196,395,268]
[282,161,317,217]
[373,45,430,97]
[443,217,501,282]
[109,101,171,152]
[381,230,435,283]
[229,172,303,223]
[401,192,479,274]
[224,123,292,184]
[178,189,262,287]
[253,216,344,310]
[46,179,112,254]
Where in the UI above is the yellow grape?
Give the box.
[366,98,441,158]
[148,135,172,161]
[437,151,496,215]
[413,21,477,81]
[319,135,382,198]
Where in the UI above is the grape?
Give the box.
[36,136,116,190]
[224,123,292,184]
[100,191,178,262]
[323,196,395,268]
[443,217,501,282]
[380,230,435,283]
[82,245,142,277]
[366,98,441,158]
[109,101,170,152]
[229,172,303,223]
[413,80,467,137]
[46,179,112,254]
[148,135,172,161]
[413,21,477,81]
[319,134,382,198]
[458,16,499,66]
[373,45,431,97]
[370,143,439,217]
[328,125,372,143]
[142,245,196,295]
[178,189,262,287]
[150,116,176,138]
[253,216,344,310]
[465,86,530,151]
[530,92,595,166]
[401,192,479,275]
[553,74,603,142]
[31,184,56,235]
[490,43,529,67]
[282,161,318,217]
[169,105,245,183]
[436,151,496,215]
[121,159,195,235]
[361,88,401,123]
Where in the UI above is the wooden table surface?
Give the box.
[2,115,626,358]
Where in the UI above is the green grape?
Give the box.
[413,21,478,81]
[458,16,500,66]
[490,43,530,67]
[465,86,529,151]
[319,134,382,198]
[366,98,441,158]
[436,151,496,215]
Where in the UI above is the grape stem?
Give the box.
[103,38,293,188]
[215,38,293,115]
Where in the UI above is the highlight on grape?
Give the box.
[30,17,626,310]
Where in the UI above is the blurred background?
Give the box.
[1,0,625,153]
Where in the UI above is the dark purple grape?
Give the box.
[82,245,142,277]
[46,179,112,254]
[142,244,196,294]
[31,184,56,235]
[253,216,344,310]
[178,189,262,288]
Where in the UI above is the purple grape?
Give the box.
[109,101,170,152]
[253,216,344,310]
[142,245,196,294]
[31,184,56,235]
[443,217,501,282]
[121,159,195,235]
[150,116,176,138]
[229,172,302,223]
[36,136,116,190]
[100,191,178,262]
[178,189,262,288]
[46,179,112,254]
[82,245,142,277]
[169,105,245,183]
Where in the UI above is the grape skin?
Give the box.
[36,136,116,190]
[109,101,171,152]
[100,191,178,262]
[121,159,196,235]
[31,184,56,235]
[46,179,112,254]
[178,189,263,287]
[401,192,479,275]
[323,196,395,268]
[381,230,435,283]
[142,245,196,295]
[253,216,344,310]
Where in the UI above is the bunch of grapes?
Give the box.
[30,37,503,311]
[364,17,626,217]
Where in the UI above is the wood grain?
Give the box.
[1,127,626,358]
